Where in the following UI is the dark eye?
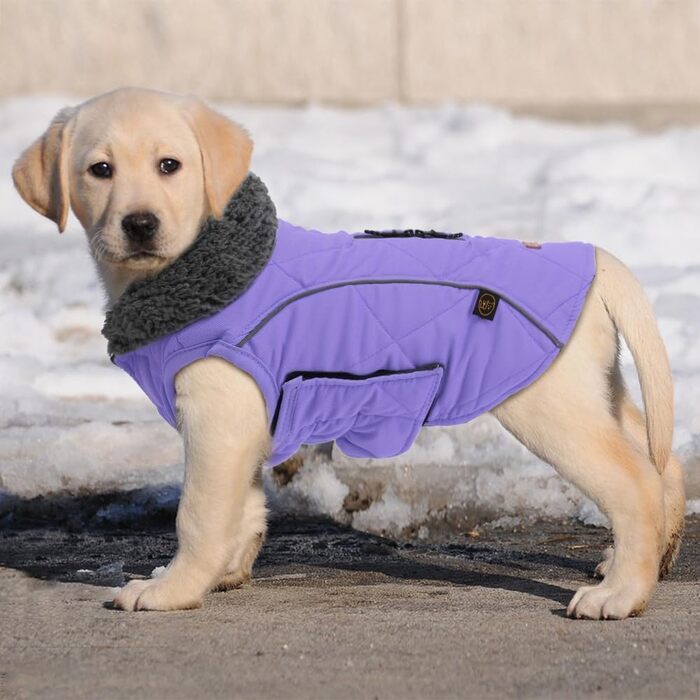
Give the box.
[159,158,181,175]
[89,162,112,178]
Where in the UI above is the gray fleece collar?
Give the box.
[102,173,277,356]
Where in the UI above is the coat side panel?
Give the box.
[112,221,596,466]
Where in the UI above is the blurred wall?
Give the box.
[2,0,700,106]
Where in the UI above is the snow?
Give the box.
[1,96,699,539]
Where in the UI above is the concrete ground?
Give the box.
[1,515,699,700]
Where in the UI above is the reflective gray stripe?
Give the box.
[235,279,564,349]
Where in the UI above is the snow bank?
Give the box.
[1,97,698,539]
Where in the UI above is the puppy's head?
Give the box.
[12,87,252,295]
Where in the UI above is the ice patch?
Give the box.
[0,421,182,499]
[267,459,350,518]
[33,364,146,402]
[352,485,416,536]
[74,561,125,587]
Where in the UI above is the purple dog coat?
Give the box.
[105,175,596,467]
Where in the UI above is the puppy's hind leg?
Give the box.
[617,393,685,578]
[597,356,686,580]
[492,286,665,619]
[495,392,665,619]
[214,477,267,591]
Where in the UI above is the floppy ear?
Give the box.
[184,99,253,219]
[12,107,76,233]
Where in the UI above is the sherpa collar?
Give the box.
[102,173,277,356]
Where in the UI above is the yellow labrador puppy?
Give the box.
[13,88,685,619]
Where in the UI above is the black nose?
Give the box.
[122,212,159,243]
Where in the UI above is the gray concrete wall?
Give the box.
[2,0,700,106]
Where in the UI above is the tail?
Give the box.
[596,248,674,472]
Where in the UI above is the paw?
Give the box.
[112,577,202,612]
[567,583,647,620]
[213,568,252,592]
[593,546,614,579]
[213,530,264,592]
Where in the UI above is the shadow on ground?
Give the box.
[1,492,698,609]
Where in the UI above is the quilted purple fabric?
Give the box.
[114,221,596,466]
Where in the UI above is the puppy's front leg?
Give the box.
[113,357,270,611]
